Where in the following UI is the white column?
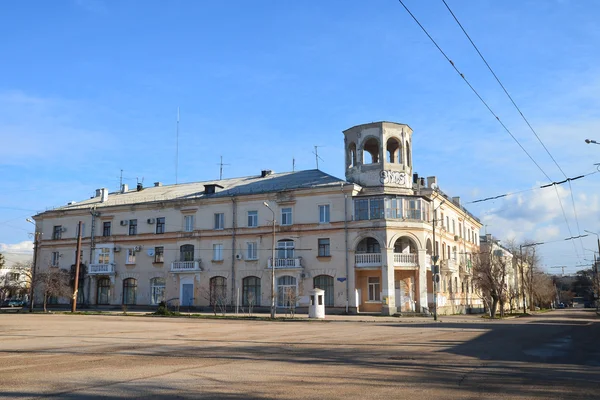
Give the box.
[417,248,428,313]
[382,248,396,315]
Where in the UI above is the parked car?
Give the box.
[584,301,594,308]
[558,303,565,309]
[7,299,26,307]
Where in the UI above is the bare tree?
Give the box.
[1,260,33,302]
[472,248,509,318]
[38,268,71,312]
[284,287,297,318]
[246,291,256,317]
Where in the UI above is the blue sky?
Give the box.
[1,0,600,272]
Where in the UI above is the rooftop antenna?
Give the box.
[292,157,295,172]
[217,156,230,180]
[119,169,123,191]
[175,107,180,184]
[313,145,324,170]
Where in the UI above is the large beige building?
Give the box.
[32,122,482,315]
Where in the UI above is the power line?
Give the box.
[440,0,584,259]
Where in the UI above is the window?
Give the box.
[180,244,194,261]
[51,251,60,266]
[156,217,165,234]
[277,239,294,259]
[246,242,257,260]
[247,211,258,228]
[281,208,293,226]
[98,248,110,264]
[213,244,223,261]
[214,213,224,230]
[354,199,369,221]
[318,238,330,257]
[368,277,381,301]
[385,198,403,219]
[154,246,164,263]
[406,199,421,220]
[452,220,456,234]
[184,215,194,232]
[460,223,463,238]
[441,213,445,227]
[102,221,111,237]
[75,223,86,238]
[319,205,330,223]
[150,278,165,305]
[8,273,19,281]
[242,276,261,306]
[52,225,62,240]
[126,249,136,264]
[210,276,227,305]
[313,275,334,306]
[277,275,297,307]
[122,278,137,305]
[455,277,459,293]
[129,219,137,235]
[97,278,110,305]
[446,216,449,230]
[369,198,384,219]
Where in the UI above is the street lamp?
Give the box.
[584,230,600,311]
[431,199,445,321]
[263,202,276,319]
[585,139,600,145]
[26,218,39,312]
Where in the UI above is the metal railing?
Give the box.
[88,263,115,274]
[268,258,302,268]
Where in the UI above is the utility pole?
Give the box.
[27,224,40,312]
[431,199,445,321]
[530,247,535,311]
[72,221,82,313]
[520,245,526,314]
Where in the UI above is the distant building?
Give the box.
[0,258,31,302]
[32,122,482,315]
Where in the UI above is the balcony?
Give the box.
[459,260,473,275]
[355,253,382,268]
[171,260,202,273]
[441,259,458,273]
[393,253,418,268]
[88,263,115,275]
[268,257,302,269]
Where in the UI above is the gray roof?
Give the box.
[43,169,347,213]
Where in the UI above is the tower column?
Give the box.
[382,247,397,315]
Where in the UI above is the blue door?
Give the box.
[182,284,193,306]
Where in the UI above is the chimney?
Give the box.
[137,183,143,191]
[261,170,273,178]
[427,176,437,188]
[412,173,418,184]
[452,196,461,206]
[420,177,425,187]
[121,184,129,193]
[100,188,109,203]
[154,182,162,187]
[95,189,102,197]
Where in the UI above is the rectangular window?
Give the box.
[385,198,403,219]
[281,207,293,226]
[75,223,86,238]
[129,219,137,235]
[452,220,456,234]
[368,277,381,301]
[184,215,194,232]
[51,251,60,266]
[406,199,422,220]
[214,213,224,230]
[247,211,258,227]
[319,205,330,223]
[102,221,111,237]
[98,248,110,264]
[369,198,384,220]
[156,217,165,234]
[126,248,136,264]
[154,246,164,263]
[213,244,223,261]
[52,225,62,240]
[354,199,369,221]
[247,242,258,260]
[318,238,330,257]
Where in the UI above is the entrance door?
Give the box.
[181,283,193,306]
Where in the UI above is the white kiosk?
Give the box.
[308,288,325,319]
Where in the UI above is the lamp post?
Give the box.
[431,199,445,321]
[263,202,276,318]
[585,139,600,145]
[26,218,39,312]
[584,230,600,311]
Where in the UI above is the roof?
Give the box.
[40,169,347,213]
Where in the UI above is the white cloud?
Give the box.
[0,241,34,253]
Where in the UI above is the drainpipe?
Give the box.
[230,197,237,306]
[344,190,349,314]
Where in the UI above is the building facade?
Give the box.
[32,122,482,315]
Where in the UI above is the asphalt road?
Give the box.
[0,309,599,399]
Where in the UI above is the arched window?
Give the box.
[406,142,411,167]
[362,138,380,164]
[123,278,137,305]
[356,237,380,254]
[151,278,165,305]
[348,142,357,168]
[180,244,194,261]
[386,138,401,164]
[97,278,110,305]
[313,275,334,306]
[210,276,227,306]
[277,275,297,307]
[242,276,261,307]
[426,239,433,255]
[277,239,295,259]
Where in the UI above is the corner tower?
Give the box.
[343,121,414,193]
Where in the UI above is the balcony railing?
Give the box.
[88,263,115,274]
[393,253,418,267]
[268,257,302,269]
[171,260,202,272]
[355,253,382,268]
[441,259,458,273]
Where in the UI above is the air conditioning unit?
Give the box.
[114,246,121,252]
[235,254,243,260]
[147,218,155,224]
[120,220,128,226]
[454,235,459,241]
[134,245,142,252]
